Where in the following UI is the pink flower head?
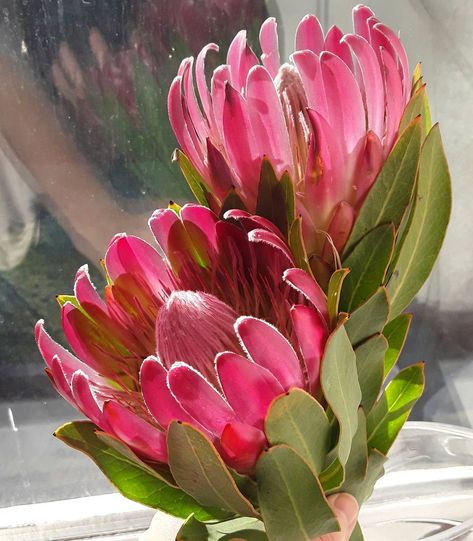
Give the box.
[36,205,328,473]
[169,5,411,258]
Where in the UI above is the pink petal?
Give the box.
[196,43,219,132]
[220,422,266,474]
[324,25,354,71]
[49,356,74,401]
[247,228,294,265]
[282,268,328,321]
[259,17,280,78]
[381,48,404,150]
[149,207,180,256]
[235,317,304,390]
[342,34,385,138]
[181,57,209,143]
[291,50,327,116]
[291,305,328,393]
[295,14,324,54]
[168,75,206,177]
[216,352,284,429]
[354,130,383,203]
[140,357,194,429]
[206,138,236,201]
[226,30,259,93]
[180,204,218,252]
[325,201,356,255]
[210,64,231,142]
[71,371,108,429]
[103,401,168,463]
[74,264,108,313]
[320,51,365,155]
[353,5,375,41]
[223,83,259,202]
[168,363,237,436]
[223,209,284,239]
[246,65,292,176]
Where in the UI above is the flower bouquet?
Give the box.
[37,5,451,540]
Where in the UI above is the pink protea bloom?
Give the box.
[36,205,328,473]
[169,5,411,258]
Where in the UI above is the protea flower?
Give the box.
[169,4,411,260]
[36,204,328,473]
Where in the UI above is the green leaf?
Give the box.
[321,325,362,465]
[355,335,389,412]
[340,410,368,500]
[383,314,412,377]
[256,446,339,541]
[167,422,259,518]
[344,119,422,254]
[345,287,390,346]
[174,150,210,207]
[176,516,268,541]
[256,159,294,237]
[220,188,248,215]
[350,523,365,541]
[387,125,452,318]
[319,458,344,493]
[265,389,331,475]
[341,224,395,313]
[368,363,425,454]
[288,217,312,274]
[350,449,387,505]
[399,85,432,138]
[327,268,350,328]
[54,421,224,521]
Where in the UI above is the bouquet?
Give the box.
[37,5,451,540]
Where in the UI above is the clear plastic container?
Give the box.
[360,422,473,540]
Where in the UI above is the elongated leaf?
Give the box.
[345,287,390,346]
[256,159,293,237]
[340,410,368,499]
[399,85,432,138]
[387,125,452,318]
[167,422,259,518]
[265,389,331,475]
[383,314,412,377]
[350,523,365,541]
[327,268,350,328]
[174,150,210,207]
[289,217,312,274]
[256,446,339,541]
[368,363,425,454]
[54,421,225,520]
[321,325,362,465]
[344,119,422,254]
[355,335,388,412]
[349,449,387,505]
[320,457,344,493]
[341,224,395,312]
[176,516,268,541]
[220,188,248,215]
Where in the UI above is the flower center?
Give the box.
[156,290,240,384]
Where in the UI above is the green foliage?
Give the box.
[256,446,339,541]
[174,150,210,208]
[345,287,390,346]
[265,389,331,475]
[327,268,350,327]
[289,217,313,274]
[340,410,368,499]
[176,516,268,541]
[341,225,395,312]
[383,314,412,377]
[368,363,425,454]
[167,422,259,518]
[355,335,389,412]
[54,422,225,521]
[387,125,452,318]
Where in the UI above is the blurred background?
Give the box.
[0,0,472,510]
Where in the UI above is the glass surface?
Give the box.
[0,0,472,513]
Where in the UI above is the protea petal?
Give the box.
[216,352,284,429]
[295,14,324,54]
[220,422,267,474]
[283,268,328,321]
[74,265,108,313]
[259,17,280,78]
[168,363,237,436]
[71,371,108,430]
[235,316,304,390]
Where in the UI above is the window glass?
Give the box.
[1,0,472,510]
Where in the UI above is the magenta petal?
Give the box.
[61,303,100,371]
[180,58,208,142]
[211,64,231,142]
[220,422,266,474]
[223,209,283,238]
[149,207,180,256]
[282,268,329,322]
[291,305,328,393]
[246,65,292,176]
[259,17,280,78]
[74,265,108,313]
[196,43,219,133]
[71,371,107,429]
[226,30,259,93]
[324,25,354,71]
[216,352,284,429]
[295,14,324,54]
[380,48,404,150]
[168,363,237,436]
[248,228,294,265]
[292,50,327,115]
[353,4,375,41]
[49,356,74,401]
[180,204,218,252]
[325,201,356,255]
[140,357,194,429]
[103,401,168,463]
[235,317,304,390]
